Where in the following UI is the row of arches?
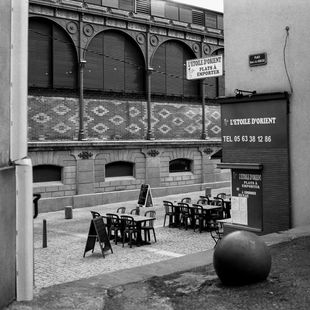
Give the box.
[28,17,224,98]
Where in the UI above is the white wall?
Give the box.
[224,0,310,226]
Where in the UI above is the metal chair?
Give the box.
[120,215,138,248]
[141,210,157,242]
[181,197,192,203]
[210,222,224,246]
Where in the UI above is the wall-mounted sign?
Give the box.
[249,53,267,67]
[186,55,223,80]
[221,98,288,148]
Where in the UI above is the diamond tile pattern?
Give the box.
[28,96,221,141]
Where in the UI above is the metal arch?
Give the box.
[29,15,80,61]
[82,27,148,70]
[149,37,199,68]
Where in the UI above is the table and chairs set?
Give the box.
[163,193,231,244]
[90,207,157,249]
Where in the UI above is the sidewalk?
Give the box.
[6,191,310,309]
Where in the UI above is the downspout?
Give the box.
[15,158,33,301]
[10,0,33,301]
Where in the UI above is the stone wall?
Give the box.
[30,141,230,212]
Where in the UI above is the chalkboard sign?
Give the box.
[137,184,153,207]
[83,217,113,258]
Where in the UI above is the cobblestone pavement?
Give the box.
[33,191,215,293]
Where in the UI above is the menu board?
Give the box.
[137,184,153,207]
[231,196,248,225]
[231,169,263,229]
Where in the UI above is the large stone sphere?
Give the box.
[213,230,271,286]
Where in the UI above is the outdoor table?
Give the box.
[122,213,156,246]
[172,202,223,229]
[190,204,223,230]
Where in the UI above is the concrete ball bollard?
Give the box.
[213,230,271,286]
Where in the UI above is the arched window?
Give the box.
[84,30,145,94]
[151,40,199,98]
[169,158,192,173]
[105,161,134,178]
[33,165,62,183]
[28,18,78,89]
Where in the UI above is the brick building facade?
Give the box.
[28,0,229,212]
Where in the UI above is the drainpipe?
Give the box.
[10,0,33,300]
[15,158,33,301]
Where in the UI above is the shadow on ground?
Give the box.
[104,236,310,310]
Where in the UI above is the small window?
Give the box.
[33,165,62,183]
[169,159,192,173]
[105,161,134,178]
[205,12,217,28]
[192,10,205,26]
[165,3,179,20]
[136,0,151,14]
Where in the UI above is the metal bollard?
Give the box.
[65,206,73,219]
[43,219,47,248]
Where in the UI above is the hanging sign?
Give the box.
[186,55,223,80]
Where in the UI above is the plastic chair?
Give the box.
[116,207,126,214]
[191,204,205,233]
[196,197,209,205]
[216,192,227,199]
[121,215,138,248]
[181,197,191,203]
[163,201,177,227]
[141,210,157,242]
[177,202,191,230]
[130,208,139,215]
[106,213,122,245]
